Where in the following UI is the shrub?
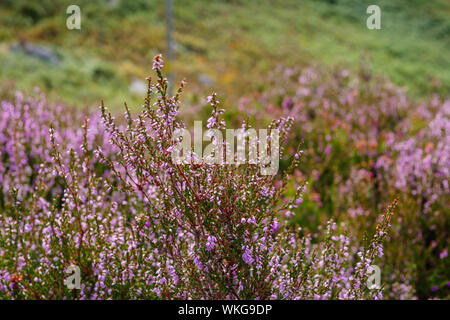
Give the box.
[240,65,449,298]
[0,55,395,299]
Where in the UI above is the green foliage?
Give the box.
[0,0,448,107]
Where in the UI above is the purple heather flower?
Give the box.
[242,248,254,266]
[205,236,217,251]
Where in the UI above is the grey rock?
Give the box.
[11,41,60,64]
[198,74,214,86]
[129,79,147,96]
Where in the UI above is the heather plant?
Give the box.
[383,100,449,298]
[0,89,114,205]
[240,65,449,298]
[336,91,449,299]
[0,55,396,299]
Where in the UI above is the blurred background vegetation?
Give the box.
[0,0,449,109]
[0,0,449,299]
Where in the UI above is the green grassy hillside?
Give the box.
[0,0,448,108]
